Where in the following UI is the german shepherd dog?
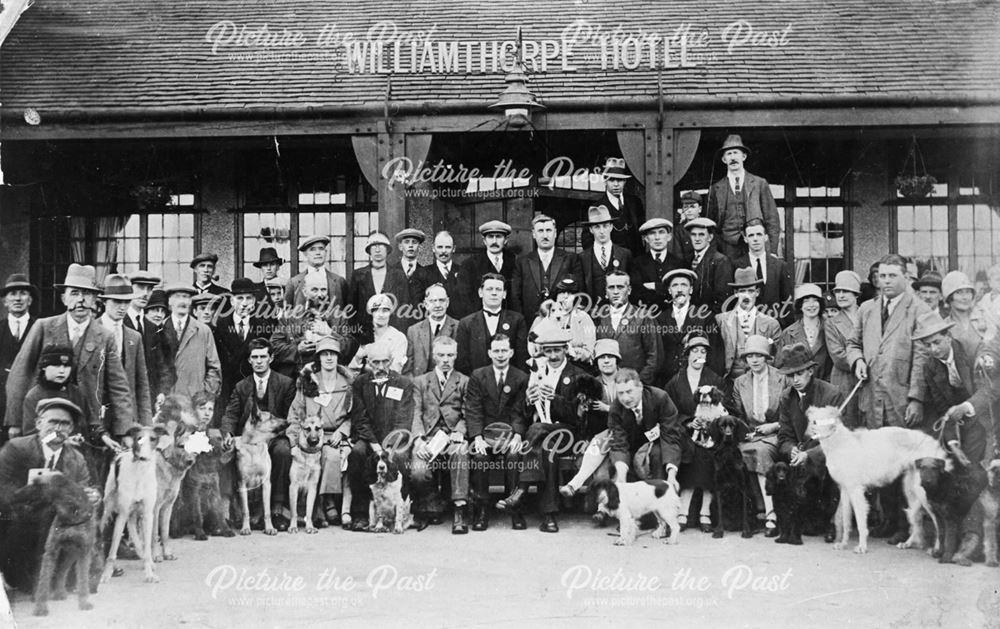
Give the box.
[236,409,285,536]
[288,416,324,534]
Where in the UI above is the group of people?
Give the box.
[1,134,999,594]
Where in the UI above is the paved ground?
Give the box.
[5,514,999,629]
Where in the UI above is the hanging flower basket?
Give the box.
[259,226,291,243]
[895,137,937,199]
[130,184,170,211]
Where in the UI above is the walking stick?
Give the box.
[838,379,864,414]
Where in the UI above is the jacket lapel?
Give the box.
[528,252,542,294]
[548,251,565,290]
[881,294,910,344]
[77,320,101,367]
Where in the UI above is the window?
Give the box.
[789,187,846,292]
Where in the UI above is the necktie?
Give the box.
[755,258,763,280]
[377,382,387,398]
[493,256,502,272]
[135,315,143,336]
[691,253,700,270]
[47,454,56,470]
[484,311,499,319]
[945,359,962,388]
[406,262,414,277]
[497,370,505,390]
[257,378,266,399]
[600,246,609,269]
[239,320,247,340]
[70,323,83,348]
[881,300,890,333]
[735,177,742,194]
[634,406,643,425]
[13,319,21,341]
[442,264,450,279]
[431,323,440,338]
[439,373,447,393]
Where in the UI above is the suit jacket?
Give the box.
[594,306,662,385]
[193,282,229,296]
[733,254,795,323]
[163,317,222,399]
[459,250,516,307]
[918,339,999,431]
[348,264,413,339]
[582,191,645,253]
[511,249,584,325]
[411,370,469,437]
[284,268,349,311]
[844,292,930,428]
[220,370,296,437]
[690,248,733,314]
[729,366,789,426]
[0,436,91,512]
[125,316,175,399]
[607,385,682,469]
[774,320,831,381]
[656,305,722,383]
[455,310,528,376]
[350,371,414,445]
[415,262,471,320]
[580,243,632,307]
[114,326,152,427]
[464,365,529,437]
[824,310,859,392]
[716,309,782,374]
[706,171,781,255]
[0,315,35,426]
[404,316,459,377]
[214,315,275,404]
[777,378,845,458]
[527,361,586,428]
[628,252,684,310]
[5,315,132,434]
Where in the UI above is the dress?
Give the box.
[665,367,724,490]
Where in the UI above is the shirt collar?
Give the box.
[100,314,122,329]
[255,371,270,385]
[9,313,29,323]
[40,441,60,464]
[728,169,746,183]
[435,368,451,384]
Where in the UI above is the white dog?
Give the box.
[806,406,947,554]
[592,479,680,546]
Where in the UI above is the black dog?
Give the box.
[795,456,839,540]
[917,456,988,564]
[766,462,803,545]
[710,415,754,539]
[569,374,605,437]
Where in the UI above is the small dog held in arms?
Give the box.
[806,405,946,554]
[368,450,413,533]
[288,415,324,534]
[10,472,102,616]
[236,408,285,536]
[591,479,681,546]
[101,426,160,583]
[692,385,726,450]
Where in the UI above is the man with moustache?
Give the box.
[511,214,583,327]
[190,253,228,296]
[732,219,795,325]
[658,269,721,382]
[672,191,703,261]
[0,275,37,442]
[580,205,632,308]
[459,221,517,303]
[628,218,683,311]
[272,272,348,379]
[685,217,732,314]
[416,231,470,319]
[706,135,781,259]
[162,282,221,399]
[455,274,529,375]
[716,268,782,381]
[285,236,349,316]
[5,264,132,438]
[582,157,644,253]
[349,231,411,339]
[593,271,662,386]
[405,284,459,377]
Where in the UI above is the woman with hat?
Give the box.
[527,278,596,369]
[824,271,862,427]
[774,283,831,381]
[349,293,407,375]
[943,270,987,359]
[665,334,725,532]
[728,335,789,536]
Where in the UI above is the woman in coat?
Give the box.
[775,283,831,381]
[665,335,725,533]
[824,271,862,427]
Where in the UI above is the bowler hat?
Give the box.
[594,339,621,360]
[252,247,285,268]
[144,289,169,311]
[230,278,258,296]
[394,228,426,244]
[602,157,631,180]
[912,311,955,342]
[0,273,39,300]
[728,267,764,289]
[833,270,861,294]
[718,134,751,156]
[584,205,615,226]
[942,271,975,302]
[638,218,673,234]
[55,264,100,293]
[777,343,816,375]
[479,220,512,237]
[100,274,143,301]
[912,271,943,292]
[189,253,218,268]
[298,235,330,252]
[740,335,773,359]
[35,397,82,420]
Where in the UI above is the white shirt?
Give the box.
[305,265,325,278]
[749,253,767,283]
[402,259,418,277]
[728,169,746,193]
[537,248,554,271]
[610,304,628,331]
[691,248,707,268]
[8,313,29,339]
[172,315,189,335]
[126,307,144,330]
[483,309,501,336]
[66,315,89,345]
[672,303,689,329]
[41,442,61,470]
[737,306,757,333]
[493,367,507,387]
[100,314,124,353]
[594,243,610,266]
[371,266,387,294]
[427,316,446,337]
[435,368,451,390]
[883,294,902,318]
[233,315,250,337]
[607,193,622,210]
[752,370,769,422]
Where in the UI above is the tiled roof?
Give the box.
[1,0,998,117]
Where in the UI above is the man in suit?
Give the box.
[594,271,662,385]
[220,338,296,527]
[410,337,471,533]
[582,157,644,253]
[161,282,222,400]
[465,333,528,531]
[252,247,285,296]
[733,219,795,325]
[405,284,459,377]
[685,218,732,314]
[658,269,722,382]
[672,191,703,261]
[190,253,228,296]
[607,368,682,488]
[0,274,37,442]
[214,278,274,419]
[629,218,683,310]
[705,135,781,259]
[0,399,93,592]
[415,231,471,320]
[348,231,412,340]
[495,322,585,533]
[284,235,349,318]
[98,275,153,431]
[271,273,350,379]
[123,270,159,335]
[845,254,931,429]
[459,220,517,306]
[716,268,782,380]
[580,205,632,308]
[345,346,414,530]
[5,264,132,439]
[511,214,583,326]
[395,228,427,318]
[455,273,528,375]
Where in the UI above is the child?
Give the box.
[180,391,235,539]
[20,346,92,438]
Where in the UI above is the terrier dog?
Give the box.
[10,473,101,616]
[236,409,284,536]
[288,416,324,534]
[100,426,159,584]
[369,450,413,533]
[591,479,681,546]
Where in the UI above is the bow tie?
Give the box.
[483,310,501,318]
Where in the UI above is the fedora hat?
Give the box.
[190,253,218,268]
[942,271,975,302]
[602,157,631,180]
[912,271,943,292]
[728,267,763,289]
[718,134,751,156]
[833,270,862,294]
[230,278,258,296]
[144,289,169,311]
[55,264,100,292]
[479,220,512,237]
[584,205,615,226]
[100,274,143,301]
[252,247,285,268]
[0,273,39,300]
[298,235,330,252]
[593,338,621,360]
[740,334,773,359]
[777,343,816,375]
[912,310,955,342]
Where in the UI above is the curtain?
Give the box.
[69,218,86,264]
[69,216,130,283]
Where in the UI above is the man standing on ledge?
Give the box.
[706,135,781,259]
[583,157,644,253]
[191,253,228,296]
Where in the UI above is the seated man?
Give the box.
[410,337,470,534]
[465,333,528,531]
[0,399,92,592]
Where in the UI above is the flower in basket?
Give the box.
[895,174,937,199]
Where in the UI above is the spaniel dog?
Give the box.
[692,385,726,450]
[369,450,414,534]
[591,479,680,546]
[709,414,754,539]
[765,462,803,545]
